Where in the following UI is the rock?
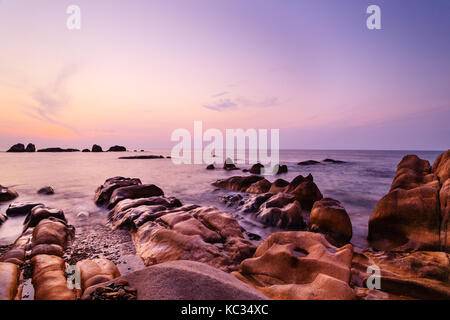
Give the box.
[6,202,43,217]
[37,148,80,152]
[224,158,239,171]
[76,259,121,291]
[249,163,264,174]
[368,154,443,251]
[275,164,288,174]
[7,143,25,152]
[83,279,137,300]
[0,185,18,202]
[206,164,215,170]
[107,184,164,209]
[23,206,66,231]
[212,176,265,192]
[107,145,126,152]
[298,160,321,166]
[31,254,76,300]
[352,250,450,299]
[31,218,75,249]
[323,158,346,164]
[29,243,65,258]
[92,144,103,152]
[432,150,450,182]
[233,231,355,300]
[95,177,142,206]
[25,143,36,152]
[119,155,164,159]
[213,174,322,210]
[0,262,20,300]
[245,178,272,194]
[440,179,449,251]
[133,206,256,272]
[77,211,90,220]
[0,213,7,226]
[308,198,353,246]
[0,230,32,265]
[82,260,268,300]
[37,186,54,195]
[256,199,304,229]
[82,149,90,152]
[108,196,183,230]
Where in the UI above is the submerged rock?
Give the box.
[107,184,164,209]
[275,164,288,174]
[233,231,355,300]
[224,158,240,171]
[119,155,164,159]
[0,185,18,202]
[82,149,90,152]
[37,186,54,195]
[298,160,321,166]
[206,164,215,170]
[323,158,346,164]
[308,198,352,246]
[368,152,449,251]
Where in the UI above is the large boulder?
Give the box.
[82,260,268,300]
[94,177,142,206]
[432,150,450,183]
[0,230,32,265]
[25,143,36,152]
[368,154,444,251]
[6,143,25,152]
[31,218,74,249]
[233,231,355,300]
[92,144,103,152]
[308,198,353,246]
[0,185,18,202]
[23,205,66,232]
[107,184,164,209]
[0,262,20,300]
[133,206,256,272]
[31,254,76,300]
[249,163,264,174]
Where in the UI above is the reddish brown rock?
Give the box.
[0,262,20,300]
[31,254,76,300]
[0,185,18,202]
[352,249,450,300]
[249,163,264,174]
[432,150,450,183]
[133,206,256,272]
[107,184,164,209]
[233,231,355,300]
[76,259,121,291]
[32,218,75,249]
[245,178,272,194]
[94,177,142,206]
[369,154,443,251]
[23,205,66,231]
[308,198,353,246]
[212,175,265,193]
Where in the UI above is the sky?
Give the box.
[0,0,449,151]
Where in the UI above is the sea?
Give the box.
[0,149,443,248]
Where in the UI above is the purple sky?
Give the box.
[0,0,449,150]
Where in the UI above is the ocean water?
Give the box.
[0,149,443,248]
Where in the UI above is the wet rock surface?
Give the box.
[0,185,19,202]
[37,186,54,195]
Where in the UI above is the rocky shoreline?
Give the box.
[0,150,449,300]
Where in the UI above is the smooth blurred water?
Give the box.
[0,149,443,248]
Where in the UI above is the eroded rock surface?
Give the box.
[368,151,450,251]
[233,231,355,300]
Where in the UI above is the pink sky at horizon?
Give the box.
[0,0,449,151]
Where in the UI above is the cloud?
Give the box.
[211,91,229,98]
[203,93,281,112]
[203,98,238,111]
[25,64,81,134]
